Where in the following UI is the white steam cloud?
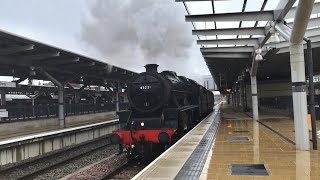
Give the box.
[80,0,209,77]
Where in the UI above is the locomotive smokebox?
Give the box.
[145,64,159,73]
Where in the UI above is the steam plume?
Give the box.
[80,0,206,76]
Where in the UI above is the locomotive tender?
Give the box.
[111,64,214,160]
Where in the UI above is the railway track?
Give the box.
[0,135,117,180]
[106,161,146,180]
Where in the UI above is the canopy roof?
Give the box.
[177,0,320,91]
[0,29,136,87]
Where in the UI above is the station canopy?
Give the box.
[177,0,320,92]
[0,29,136,87]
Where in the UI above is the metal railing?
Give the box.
[0,103,129,122]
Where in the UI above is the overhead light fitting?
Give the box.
[79,76,84,83]
[29,66,36,76]
[269,24,281,43]
[255,48,264,61]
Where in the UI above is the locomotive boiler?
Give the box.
[111,64,214,160]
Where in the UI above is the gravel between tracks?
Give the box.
[0,138,117,180]
[108,162,146,180]
[32,144,118,180]
[66,153,128,180]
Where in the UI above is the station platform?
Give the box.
[0,111,116,141]
[133,102,320,180]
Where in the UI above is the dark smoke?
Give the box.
[80,0,205,76]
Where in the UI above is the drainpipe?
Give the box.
[289,0,315,150]
[304,38,317,150]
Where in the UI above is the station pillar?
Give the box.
[58,86,65,128]
[0,90,6,106]
[250,76,259,121]
[289,43,310,150]
[37,67,65,128]
[240,80,245,112]
[115,81,119,112]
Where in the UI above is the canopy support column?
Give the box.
[250,76,259,121]
[37,67,65,128]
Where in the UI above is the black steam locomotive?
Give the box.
[111,64,214,160]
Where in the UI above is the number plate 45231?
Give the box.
[140,86,151,90]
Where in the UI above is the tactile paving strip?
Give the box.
[174,112,221,180]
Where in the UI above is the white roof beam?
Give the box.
[193,27,265,36]
[287,17,320,29]
[197,38,259,46]
[260,0,296,46]
[176,0,230,1]
[0,44,34,55]
[277,41,320,54]
[273,0,297,22]
[186,11,274,22]
[203,52,251,59]
[264,35,320,50]
[200,46,254,53]
[285,2,320,19]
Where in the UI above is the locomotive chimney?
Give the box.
[144,64,159,73]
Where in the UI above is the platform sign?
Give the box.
[0,81,16,88]
[0,109,8,117]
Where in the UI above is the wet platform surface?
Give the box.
[200,103,320,180]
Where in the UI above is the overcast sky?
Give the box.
[0,0,306,80]
[0,0,212,78]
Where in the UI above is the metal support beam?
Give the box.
[186,11,274,22]
[26,94,40,117]
[198,38,259,46]
[251,76,259,120]
[259,0,296,47]
[20,52,60,61]
[289,0,314,151]
[287,16,320,29]
[13,77,27,85]
[91,95,97,105]
[193,27,265,36]
[200,46,254,53]
[275,23,291,41]
[0,44,34,55]
[44,57,80,65]
[286,1,320,19]
[273,0,297,22]
[265,34,320,50]
[36,67,65,128]
[203,52,251,59]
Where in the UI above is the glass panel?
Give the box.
[185,1,212,15]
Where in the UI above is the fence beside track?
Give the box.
[0,103,129,122]
[0,119,119,165]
